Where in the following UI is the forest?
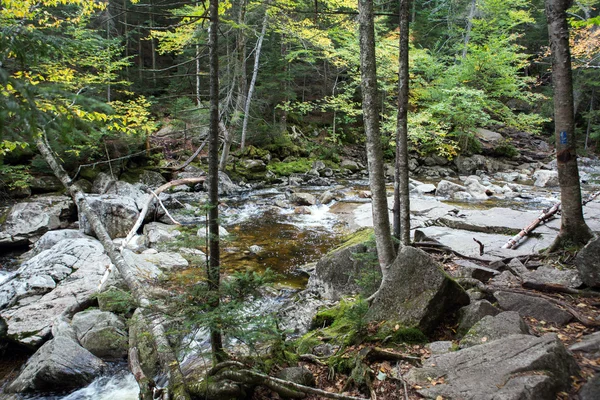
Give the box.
[2,1,600,400]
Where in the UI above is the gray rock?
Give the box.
[6,336,106,393]
[457,300,501,337]
[580,373,600,400]
[276,366,316,388]
[143,222,181,249]
[203,171,241,195]
[319,190,342,205]
[308,234,380,300]
[79,194,140,239]
[413,184,437,195]
[0,237,109,346]
[489,270,522,287]
[427,341,454,355]
[406,334,579,400]
[72,309,128,359]
[175,165,205,181]
[289,192,317,206]
[494,291,573,325]
[1,195,76,245]
[533,170,559,187]
[340,159,360,173]
[121,250,187,280]
[23,229,88,259]
[197,225,229,238]
[241,159,267,172]
[312,160,326,171]
[29,175,62,194]
[569,331,600,354]
[575,235,600,288]
[464,176,491,200]
[460,311,530,348]
[92,172,117,194]
[367,246,469,333]
[524,266,583,289]
[277,290,333,336]
[435,180,467,198]
[139,170,167,188]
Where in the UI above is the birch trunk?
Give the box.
[35,136,190,400]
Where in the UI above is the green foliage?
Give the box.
[267,158,313,176]
[95,287,135,315]
[0,165,31,190]
[310,297,370,346]
[373,323,428,345]
[493,138,519,158]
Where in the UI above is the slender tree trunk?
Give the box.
[35,136,190,400]
[462,0,477,59]
[545,0,593,250]
[585,90,594,150]
[208,0,225,362]
[358,0,396,276]
[393,0,411,246]
[240,10,268,152]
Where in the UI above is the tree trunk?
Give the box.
[208,0,225,362]
[358,0,396,277]
[35,136,191,400]
[545,0,593,250]
[240,10,268,152]
[393,0,411,246]
[462,0,477,59]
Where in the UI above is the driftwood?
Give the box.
[521,281,599,297]
[360,346,420,364]
[72,147,162,179]
[171,137,208,172]
[128,347,154,400]
[502,203,561,249]
[36,136,192,400]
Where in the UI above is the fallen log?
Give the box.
[502,203,561,249]
[36,136,192,400]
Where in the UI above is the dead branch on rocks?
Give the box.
[521,281,599,297]
[360,346,420,365]
[171,137,208,172]
[503,203,561,250]
[72,147,162,179]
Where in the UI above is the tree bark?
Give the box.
[393,0,411,246]
[35,136,191,399]
[208,0,225,362]
[240,10,268,151]
[358,0,396,276]
[545,0,593,250]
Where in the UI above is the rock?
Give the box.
[427,341,453,355]
[340,159,360,173]
[413,184,437,195]
[580,373,600,400]
[248,245,263,254]
[175,165,205,181]
[460,311,530,348]
[475,128,504,145]
[241,159,267,172]
[457,300,501,337]
[319,190,342,204]
[22,229,88,259]
[312,160,326,171]
[0,237,109,346]
[197,225,229,238]
[308,230,380,300]
[494,291,573,325]
[79,194,140,239]
[464,176,491,200]
[533,170,559,187]
[105,181,151,210]
[29,175,62,194]
[435,180,467,198]
[523,265,583,289]
[121,250,188,280]
[454,156,484,175]
[406,334,579,400]
[277,290,333,336]
[92,172,117,194]
[289,192,317,206]
[139,170,167,188]
[277,366,315,388]
[72,179,93,193]
[203,171,241,195]
[0,195,76,246]
[367,246,469,333]
[489,270,521,287]
[569,331,600,355]
[143,222,182,249]
[575,235,600,288]
[5,336,106,393]
[72,309,128,359]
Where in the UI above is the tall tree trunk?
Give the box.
[358,0,396,277]
[208,0,225,362]
[393,0,411,246]
[35,136,190,400]
[240,10,268,151]
[462,0,477,59]
[545,0,593,250]
[585,89,594,150]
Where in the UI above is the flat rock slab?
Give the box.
[460,311,529,348]
[406,334,579,400]
[494,291,573,325]
[569,331,600,354]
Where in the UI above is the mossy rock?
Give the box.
[373,322,428,344]
[96,287,135,315]
[267,158,314,176]
[239,145,271,162]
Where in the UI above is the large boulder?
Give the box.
[456,300,501,337]
[72,309,128,359]
[22,229,88,259]
[494,291,573,325]
[0,195,76,247]
[308,229,379,300]
[340,159,360,173]
[575,235,600,288]
[523,265,583,289]
[0,237,109,346]
[241,159,267,172]
[533,170,559,187]
[406,334,579,400]
[5,336,106,393]
[203,171,241,196]
[79,194,140,239]
[143,222,182,249]
[459,311,530,348]
[367,246,469,333]
[435,180,466,198]
[289,192,318,207]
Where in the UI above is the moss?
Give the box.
[329,228,374,254]
[293,332,322,355]
[239,145,271,161]
[373,323,428,344]
[267,158,314,176]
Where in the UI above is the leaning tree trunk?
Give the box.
[545,0,593,250]
[393,0,411,247]
[358,0,396,277]
[35,135,191,400]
